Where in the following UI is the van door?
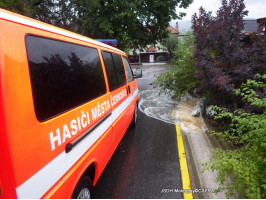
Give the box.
[101,51,131,149]
[123,56,135,120]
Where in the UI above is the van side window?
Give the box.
[123,56,134,82]
[102,51,127,91]
[112,54,127,87]
[102,51,119,91]
[26,35,106,121]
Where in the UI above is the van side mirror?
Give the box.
[134,68,142,78]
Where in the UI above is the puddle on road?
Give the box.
[138,90,207,132]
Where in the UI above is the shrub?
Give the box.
[204,75,266,198]
[155,32,198,98]
[192,0,266,109]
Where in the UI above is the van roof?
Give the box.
[0,8,125,54]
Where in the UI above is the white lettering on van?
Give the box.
[106,100,111,110]
[49,111,90,151]
[81,111,87,128]
[91,100,111,122]
[91,107,98,121]
[77,116,81,131]
[49,128,62,151]
[86,111,90,125]
[97,103,102,117]
[49,101,110,151]
[111,89,127,106]
[70,119,78,135]
[62,124,71,143]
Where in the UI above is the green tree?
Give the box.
[0,0,56,22]
[0,0,31,15]
[63,0,193,50]
[161,34,179,58]
[0,0,193,50]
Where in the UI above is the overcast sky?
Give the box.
[176,0,266,21]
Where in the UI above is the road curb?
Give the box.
[176,125,193,199]
[179,124,228,199]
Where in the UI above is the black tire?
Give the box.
[130,103,138,128]
[71,176,92,199]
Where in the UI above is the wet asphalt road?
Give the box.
[93,65,183,198]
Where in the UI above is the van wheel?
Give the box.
[71,176,92,199]
[130,104,138,127]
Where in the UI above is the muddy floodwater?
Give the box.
[138,90,207,133]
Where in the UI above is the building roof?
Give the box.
[146,46,157,52]
[243,19,259,33]
[167,25,179,34]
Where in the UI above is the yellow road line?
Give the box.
[176,125,193,199]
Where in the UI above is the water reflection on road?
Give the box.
[138,90,176,124]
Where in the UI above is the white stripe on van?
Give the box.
[15,89,138,199]
[0,11,124,54]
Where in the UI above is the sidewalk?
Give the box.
[172,97,228,199]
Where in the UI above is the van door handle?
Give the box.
[127,85,131,94]
[65,112,112,153]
